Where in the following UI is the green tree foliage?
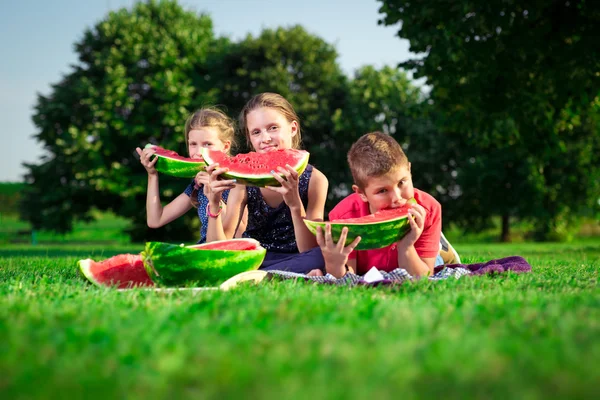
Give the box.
[211,25,349,207]
[20,6,357,240]
[378,0,600,240]
[21,0,222,242]
[331,66,427,198]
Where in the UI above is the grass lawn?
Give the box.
[0,237,598,400]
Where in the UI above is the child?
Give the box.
[207,92,328,273]
[136,107,244,243]
[314,131,454,278]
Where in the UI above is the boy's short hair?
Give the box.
[348,131,409,189]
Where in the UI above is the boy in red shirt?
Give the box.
[315,132,449,278]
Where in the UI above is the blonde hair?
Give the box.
[184,107,236,154]
[348,131,409,189]
[239,92,302,149]
[185,107,236,207]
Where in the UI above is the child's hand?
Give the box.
[136,146,158,175]
[316,224,361,278]
[207,163,237,206]
[194,171,210,196]
[265,164,302,211]
[399,203,427,247]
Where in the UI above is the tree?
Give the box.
[330,66,430,199]
[210,25,350,208]
[378,0,600,240]
[20,0,224,242]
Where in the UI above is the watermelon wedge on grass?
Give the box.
[201,148,310,187]
[303,198,417,250]
[142,238,267,287]
[145,144,205,178]
[78,254,154,288]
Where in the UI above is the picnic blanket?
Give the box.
[263,256,532,287]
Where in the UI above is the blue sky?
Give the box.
[0,0,415,182]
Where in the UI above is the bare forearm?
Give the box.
[290,205,318,252]
[206,200,229,241]
[146,174,164,227]
[397,245,433,278]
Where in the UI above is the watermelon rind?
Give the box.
[79,259,103,287]
[145,144,205,178]
[78,255,154,289]
[142,240,267,287]
[303,199,417,251]
[201,148,309,187]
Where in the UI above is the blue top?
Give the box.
[243,164,313,253]
[184,182,229,244]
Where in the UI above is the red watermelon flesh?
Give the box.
[331,203,413,224]
[153,145,202,162]
[187,238,260,251]
[201,148,310,187]
[78,254,154,288]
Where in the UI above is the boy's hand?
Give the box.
[207,163,237,207]
[265,164,302,212]
[136,146,158,175]
[316,224,361,278]
[399,203,427,247]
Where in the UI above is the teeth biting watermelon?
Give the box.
[78,254,154,288]
[145,144,205,178]
[303,199,417,250]
[201,148,309,187]
[142,238,267,286]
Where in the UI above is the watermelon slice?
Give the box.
[78,254,154,288]
[187,238,262,251]
[303,199,417,250]
[145,144,205,178]
[142,238,267,287]
[201,148,309,187]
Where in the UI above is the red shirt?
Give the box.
[328,188,441,274]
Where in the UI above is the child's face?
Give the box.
[354,164,414,214]
[188,127,231,159]
[246,107,298,153]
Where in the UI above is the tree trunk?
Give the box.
[500,213,511,242]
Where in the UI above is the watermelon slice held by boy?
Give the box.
[304,199,417,250]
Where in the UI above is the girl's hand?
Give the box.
[265,164,302,211]
[207,163,237,206]
[194,171,210,196]
[316,224,361,278]
[399,203,427,247]
[136,146,158,175]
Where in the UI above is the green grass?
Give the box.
[1,239,599,399]
[0,211,131,245]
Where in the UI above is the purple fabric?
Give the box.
[434,256,532,275]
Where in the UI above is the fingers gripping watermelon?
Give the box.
[142,238,267,286]
[78,254,154,288]
[145,144,205,178]
[201,148,309,187]
[303,199,417,250]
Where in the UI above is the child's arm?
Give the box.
[137,146,192,228]
[206,164,246,241]
[316,224,361,278]
[396,204,435,277]
[266,166,329,252]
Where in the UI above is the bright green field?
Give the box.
[1,238,599,399]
